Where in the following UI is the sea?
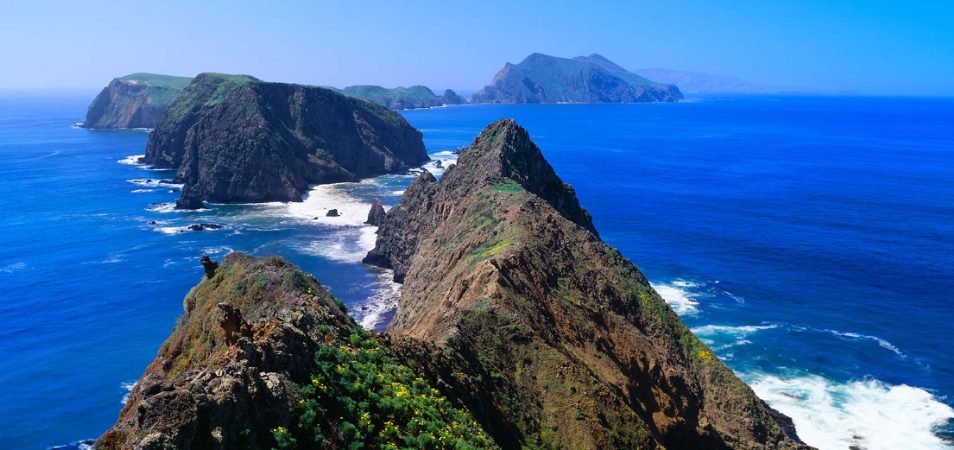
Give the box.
[0,91,951,449]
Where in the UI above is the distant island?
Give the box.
[472,53,683,103]
[633,68,770,94]
[143,73,428,209]
[338,85,463,110]
[82,73,192,129]
[99,119,808,449]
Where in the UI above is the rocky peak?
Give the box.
[445,119,596,234]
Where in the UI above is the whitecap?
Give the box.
[747,372,954,450]
[0,261,26,273]
[650,279,701,315]
[118,154,145,166]
[820,329,906,357]
[129,179,183,189]
[146,203,177,213]
[120,381,136,405]
[353,269,402,331]
[131,189,155,193]
[422,150,459,177]
[287,183,376,227]
[295,226,378,263]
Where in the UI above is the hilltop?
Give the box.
[83,73,192,128]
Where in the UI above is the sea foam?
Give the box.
[354,270,403,331]
[747,372,954,450]
[288,183,378,227]
[650,279,702,315]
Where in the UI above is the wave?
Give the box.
[128,179,183,189]
[0,261,26,274]
[353,270,403,331]
[422,150,459,177]
[747,372,954,450]
[820,328,905,357]
[120,381,136,405]
[295,226,378,263]
[650,279,701,315]
[117,154,144,166]
[287,183,378,227]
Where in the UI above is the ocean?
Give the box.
[0,92,952,449]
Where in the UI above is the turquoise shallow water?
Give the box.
[1,93,952,449]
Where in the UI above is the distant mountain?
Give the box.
[143,73,428,209]
[633,68,770,94]
[83,73,192,129]
[472,53,682,103]
[339,85,463,110]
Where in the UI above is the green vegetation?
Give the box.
[276,324,496,449]
[488,179,522,193]
[118,73,193,89]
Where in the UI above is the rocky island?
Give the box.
[142,73,429,209]
[339,85,463,110]
[100,119,810,449]
[83,73,192,129]
[472,53,683,103]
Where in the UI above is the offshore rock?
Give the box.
[143,73,428,209]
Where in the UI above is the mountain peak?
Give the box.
[449,119,597,233]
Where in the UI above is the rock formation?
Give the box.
[142,73,429,209]
[365,198,387,226]
[365,119,809,449]
[99,119,812,450]
[83,73,192,129]
[472,53,683,104]
[96,254,493,449]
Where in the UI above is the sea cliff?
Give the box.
[83,73,192,129]
[142,73,428,209]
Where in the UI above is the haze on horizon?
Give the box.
[1,0,952,96]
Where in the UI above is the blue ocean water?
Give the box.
[0,93,952,449]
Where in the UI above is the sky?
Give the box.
[1,0,952,95]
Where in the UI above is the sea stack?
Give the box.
[142,73,429,209]
[365,198,386,226]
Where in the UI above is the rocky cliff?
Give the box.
[365,119,809,449]
[83,73,192,129]
[97,253,495,449]
[143,74,428,209]
[340,85,463,110]
[472,53,683,104]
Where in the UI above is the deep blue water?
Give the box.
[1,93,952,449]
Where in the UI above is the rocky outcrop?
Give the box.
[83,73,192,129]
[143,73,428,209]
[96,254,494,449]
[366,119,810,449]
[439,89,464,105]
[365,198,387,226]
[472,53,683,104]
[339,85,461,110]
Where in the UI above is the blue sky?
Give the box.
[1,0,952,94]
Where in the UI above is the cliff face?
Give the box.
[366,119,809,449]
[143,74,428,209]
[97,253,494,450]
[472,53,683,104]
[83,73,192,129]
